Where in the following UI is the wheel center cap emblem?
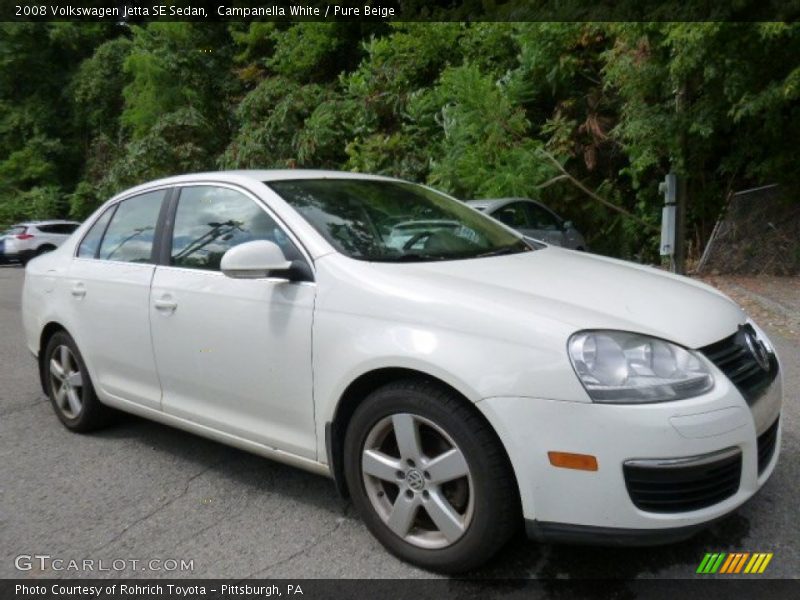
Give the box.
[406,469,425,491]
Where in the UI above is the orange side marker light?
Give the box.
[548,451,598,471]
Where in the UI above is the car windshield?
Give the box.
[266,179,532,262]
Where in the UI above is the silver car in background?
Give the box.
[467,198,587,250]
[1,220,81,265]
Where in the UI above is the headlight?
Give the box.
[568,331,714,403]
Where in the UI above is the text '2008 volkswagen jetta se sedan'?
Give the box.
[22,171,782,572]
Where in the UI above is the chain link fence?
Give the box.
[697,185,800,276]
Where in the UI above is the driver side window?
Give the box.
[170,186,303,271]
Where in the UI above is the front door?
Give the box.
[148,184,317,458]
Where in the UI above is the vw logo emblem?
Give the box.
[744,329,770,371]
[406,469,425,491]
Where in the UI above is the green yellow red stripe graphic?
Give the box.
[696,552,773,574]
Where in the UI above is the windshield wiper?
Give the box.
[476,246,528,258]
[367,253,450,263]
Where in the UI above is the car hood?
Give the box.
[360,247,744,349]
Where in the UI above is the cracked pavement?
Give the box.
[1,265,798,579]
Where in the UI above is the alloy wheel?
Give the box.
[49,345,84,419]
[361,413,474,549]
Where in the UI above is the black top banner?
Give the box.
[2,0,800,22]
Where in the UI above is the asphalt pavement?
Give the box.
[1,265,798,580]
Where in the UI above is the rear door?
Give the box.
[66,189,168,410]
[149,184,317,457]
[32,224,60,247]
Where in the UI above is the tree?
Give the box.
[0,21,797,265]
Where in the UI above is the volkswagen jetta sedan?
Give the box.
[22,171,782,572]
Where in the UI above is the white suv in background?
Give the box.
[2,220,81,265]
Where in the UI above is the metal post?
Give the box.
[674,81,688,275]
[674,175,687,274]
[659,173,677,270]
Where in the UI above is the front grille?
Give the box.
[700,325,778,404]
[757,417,780,474]
[623,449,742,513]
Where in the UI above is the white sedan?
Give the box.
[22,171,782,572]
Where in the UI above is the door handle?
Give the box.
[71,283,86,298]
[153,297,178,312]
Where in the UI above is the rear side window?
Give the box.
[37,223,77,234]
[78,208,115,258]
[170,186,302,271]
[48,223,79,234]
[97,190,165,263]
[5,226,26,236]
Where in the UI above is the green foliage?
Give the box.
[23,186,66,220]
[220,77,335,168]
[103,108,218,194]
[0,136,63,189]
[67,181,102,221]
[267,23,371,83]
[426,64,551,198]
[72,37,132,140]
[121,23,235,140]
[0,23,121,225]
[1,21,798,263]
[604,22,800,252]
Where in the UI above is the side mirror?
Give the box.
[220,240,292,280]
[562,220,574,231]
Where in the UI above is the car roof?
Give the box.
[110,170,403,202]
[13,220,81,226]
[466,198,542,211]
[140,169,397,187]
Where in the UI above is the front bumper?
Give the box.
[524,519,721,546]
[476,368,782,540]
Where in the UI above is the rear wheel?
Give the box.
[44,331,112,432]
[343,379,519,573]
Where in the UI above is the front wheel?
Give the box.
[343,380,519,573]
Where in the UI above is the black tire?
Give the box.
[43,331,113,432]
[343,379,519,573]
[36,245,56,256]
